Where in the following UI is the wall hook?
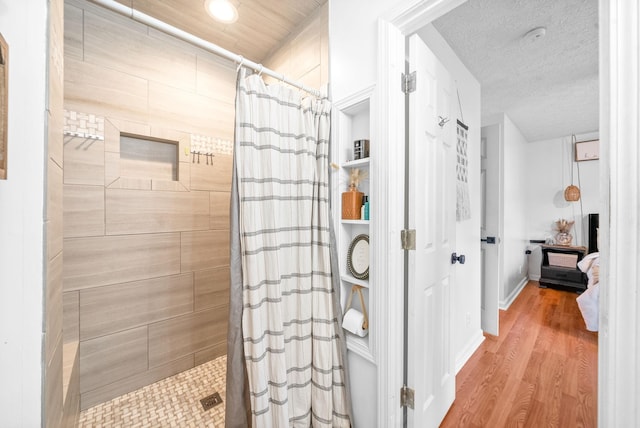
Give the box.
[438,116,450,128]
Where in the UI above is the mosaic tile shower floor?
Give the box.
[79,355,227,427]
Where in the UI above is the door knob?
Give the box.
[451,252,466,265]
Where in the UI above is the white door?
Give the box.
[480,124,501,335]
[407,34,456,428]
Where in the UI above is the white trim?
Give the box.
[383,0,467,34]
[374,0,640,426]
[455,330,485,374]
[599,0,640,426]
[499,277,528,311]
[375,18,406,428]
[376,2,470,426]
[345,336,376,364]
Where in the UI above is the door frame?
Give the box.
[480,123,502,336]
[374,2,467,426]
[598,1,640,426]
[375,0,638,426]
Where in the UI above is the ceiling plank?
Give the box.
[108,0,326,63]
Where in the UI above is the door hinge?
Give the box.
[400,385,415,409]
[401,229,416,250]
[402,71,416,94]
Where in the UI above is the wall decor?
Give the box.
[0,33,8,179]
[575,139,599,161]
[456,119,471,221]
[347,234,369,280]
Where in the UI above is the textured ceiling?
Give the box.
[114,0,326,63]
[432,0,599,142]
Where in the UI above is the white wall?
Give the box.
[0,0,49,426]
[416,24,483,370]
[329,1,388,100]
[525,132,600,248]
[329,4,394,426]
[502,115,529,302]
[330,2,483,425]
[483,114,529,305]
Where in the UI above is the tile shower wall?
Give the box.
[46,0,77,427]
[63,0,235,410]
[263,2,329,89]
[45,0,69,426]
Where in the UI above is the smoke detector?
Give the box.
[523,27,547,43]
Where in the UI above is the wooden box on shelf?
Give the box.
[342,185,364,220]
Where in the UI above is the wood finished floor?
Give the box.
[441,281,598,428]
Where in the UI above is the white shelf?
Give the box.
[342,158,370,168]
[334,86,375,362]
[345,334,375,364]
[341,274,369,288]
[341,219,369,225]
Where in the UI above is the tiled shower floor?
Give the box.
[79,355,227,427]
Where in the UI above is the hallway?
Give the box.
[441,281,598,427]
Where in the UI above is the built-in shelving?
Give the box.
[346,335,375,364]
[341,219,370,225]
[332,85,375,362]
[342,158,370,168]
[340,274,369,288]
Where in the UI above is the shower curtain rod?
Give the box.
[88,0,322,98]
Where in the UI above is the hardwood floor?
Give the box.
[441,281,598,428]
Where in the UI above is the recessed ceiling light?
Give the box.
[205,0,238,24]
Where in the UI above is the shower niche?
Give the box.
[333,86,374,363]
[119,134,179,182]
[102,120,191,192]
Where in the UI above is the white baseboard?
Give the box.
[499,277,528,310]
[455,329,485,374]
[529,274,540,281]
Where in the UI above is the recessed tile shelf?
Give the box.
[120,133,179,182]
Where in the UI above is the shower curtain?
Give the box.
[226,71,351,428]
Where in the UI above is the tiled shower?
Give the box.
[60,0,327,425]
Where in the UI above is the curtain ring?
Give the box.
[258,64,264,76]
[236,56,244,73]
[280,73,286,84]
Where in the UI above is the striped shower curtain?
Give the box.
[226,71,351,427]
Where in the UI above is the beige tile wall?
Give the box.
[63,0,235,410]
[45,0,67,426]
[263,2,329,90]
[62,0,328,413]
